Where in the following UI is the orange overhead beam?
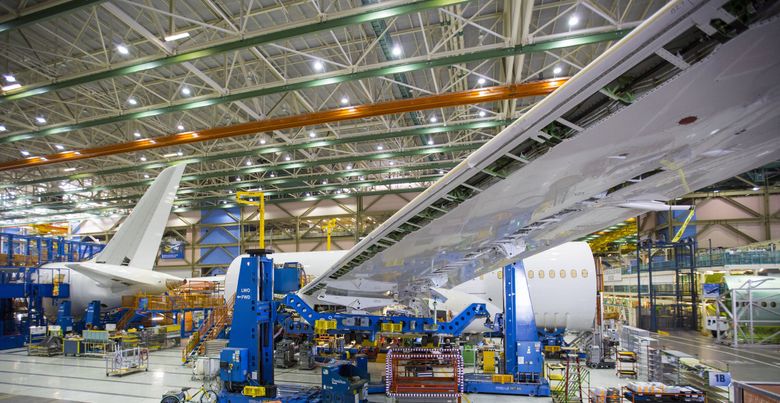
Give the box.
[0,79,566,171]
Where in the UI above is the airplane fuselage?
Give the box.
[39,263,178,321]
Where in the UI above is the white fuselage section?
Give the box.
[40,263,179,320]
[223,244,596,333]
[446,242,597,332]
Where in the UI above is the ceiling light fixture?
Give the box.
[144,174,150,179]
[376,145,383,150]
[63,167,76,172]
[140,156,147,161]
[177,124,184,131]
[346,164,352,170]
[55,144,64,150]
[340,97,349,105]
[128,97,138,105]
[116,45,129,55]
[246,160,252,166]
[391,45,402,57]
[568,15,579,26]
[429,116,437,123]
[0,125,6,131]
[479,110,486,117]
[133,131,141,138]
[3,74,16,82]
[427,139,434,145]
[20,150,29,156]
[313,60,324,71]
[181,87,191,95]
[164,32,190,42]
[309,131,316,138]
[477,77,486,85]
[553,66,562,75]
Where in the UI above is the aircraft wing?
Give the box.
[300,1,780,302]
[65,262,162,289]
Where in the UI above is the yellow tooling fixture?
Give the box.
[314,319,337,334]
[236,191,266,249]
[482,350,496,372]
[671,207,695,243]
[242,386,266,398]
[324,218,337,251]
[588,220,638,253]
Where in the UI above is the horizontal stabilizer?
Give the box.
[65,262,161,290]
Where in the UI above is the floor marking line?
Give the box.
[0,369,192,390]
[0,380,153,400]
[660,335,780,370]
[0,356,192,372]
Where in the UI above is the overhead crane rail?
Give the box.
[0,80,566,171]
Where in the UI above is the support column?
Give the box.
[502,262,544,382]
[356,196,363,243]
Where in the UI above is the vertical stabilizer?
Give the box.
[93,164,186,270]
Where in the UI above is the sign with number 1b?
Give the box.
[709,371,731,386]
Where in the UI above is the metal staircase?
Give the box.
[116,308,137,330]
[182,296,234,363]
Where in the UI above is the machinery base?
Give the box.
[464,374,551,397]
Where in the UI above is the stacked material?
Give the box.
[634,336,661,382]
[589,386,620,403]
[204,339,228,357]
[627,382,668,393]
[626,382,703,396]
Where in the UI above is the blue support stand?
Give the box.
[56,301,74,332]
[464,262,550,396]
[84,300,101,329]
[217,249,321,403]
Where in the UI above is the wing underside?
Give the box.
[301,2,780,301]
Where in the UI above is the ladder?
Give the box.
[552,354,590,402]
[183,296,234,362]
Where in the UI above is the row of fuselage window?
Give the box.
[526,269,589,280]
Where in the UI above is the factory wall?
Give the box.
[693,194,780,248]
[640,192,779,249]
[68,192,417,277]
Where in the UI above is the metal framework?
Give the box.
[0,0,665,230]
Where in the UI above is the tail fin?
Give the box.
[92,164,186,270]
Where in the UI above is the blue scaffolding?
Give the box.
[0,232,104,349]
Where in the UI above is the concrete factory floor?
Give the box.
[1,335,779,402]
[658,331,780,382]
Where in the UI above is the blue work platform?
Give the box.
[0,233,104,349]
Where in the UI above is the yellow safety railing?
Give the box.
[235,191,266,249]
